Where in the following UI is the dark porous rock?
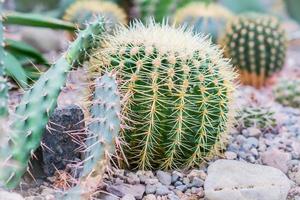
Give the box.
[42,105,85,176]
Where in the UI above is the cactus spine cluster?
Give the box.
[274,79,300,108]
[0,0,8,118]
[174,2,233,43]
[61,73,121,199]
[93,20,237,170]
[221,13,287,88]
[63,0,127,29]
[0,18,106,189]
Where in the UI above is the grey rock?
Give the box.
[122,194,136,200]
[261,149,291,173]
[143,194,156,200]
[242,137,258,151]
[189,177,204,188]
[42,105,85,176]
[175,185,187,192]
[224,151,237,160]
[247,127,261,137]
[100,194,120,200]
[145,178,159,185]
[174,181,182,187]
[156,171,171,186]
[107,184,145,200]
[182,177,190,185]
[0,190,24,200]
[167,194,180,200]
[171,171,182,183]
[145,184,156,194]
[204,159,292,200]
[127,172,140,184]
[155,185,170,195]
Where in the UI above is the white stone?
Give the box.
[204,159,291,200]
[0,190,24,200]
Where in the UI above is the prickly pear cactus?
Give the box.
[236,105,276,130]
[61,73,121,199]
[0,0,8,118]
[0,18,106,189]
[274,79,300,108]
[63,0,127,29]
[93,20,237,170]
[174,2,232,43]
[133,0,195,22]
[221,13,287,88]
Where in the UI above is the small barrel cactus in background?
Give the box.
[274,79,300,108]
[236,105,276,130]
[133,0,195,23]
[221,12,287,88]
[92,20,237,170]
[63,0,127,29]
[174,2,233,43]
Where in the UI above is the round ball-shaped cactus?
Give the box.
[274,79,300,108]
[221,13,287,88]
[174,2,233,43]
[63,0,127,28]
[92,21,237,170]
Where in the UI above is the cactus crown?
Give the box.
[174,2,232,42]
[274,79,300,108]
[63,0,127,28]
[221,12,287,88]
[92,20,237,170]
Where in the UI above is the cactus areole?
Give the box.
[93,21,236,170]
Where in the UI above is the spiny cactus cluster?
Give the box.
[174,2,232,43]
[0,0,8,118]
[63,0,127,29]
[274,79,300,108]
[221,12,287,88]
[133,0,194,22]
[92,20,237,170]
[236,105,276,130]
[0,18,106,189]
[61,73,121,199]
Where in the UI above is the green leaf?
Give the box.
[5,39,48,64]
[3,11,76,31]
[3,52,28,88]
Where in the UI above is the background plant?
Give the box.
[221,12,287,88]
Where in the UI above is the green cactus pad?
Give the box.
[0,18,106,189]
[221,12,287,88]
[93,20,237,170]
[0,1,8,118]
[60,73,121,199]
[174,2,233,43]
